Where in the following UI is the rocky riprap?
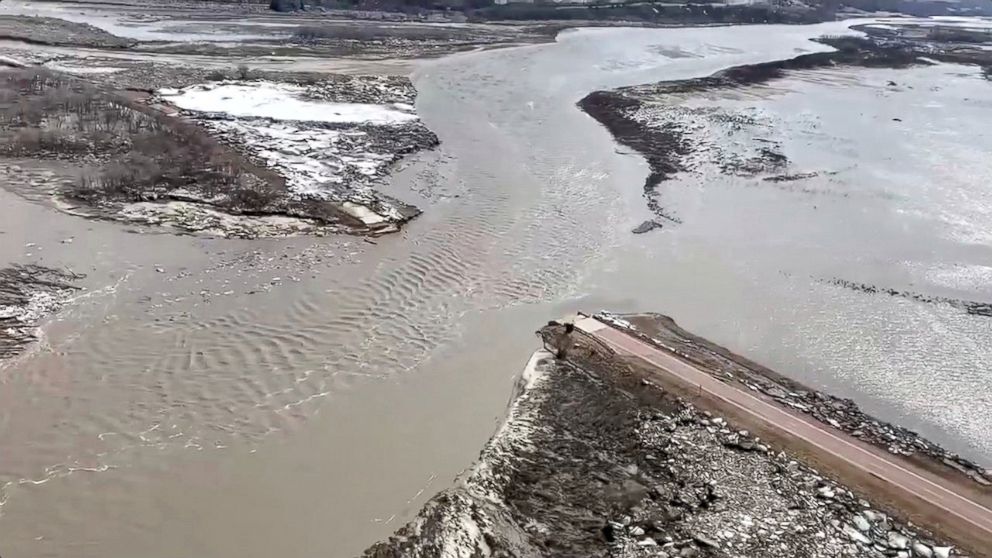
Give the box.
[363,337,964,558]
[0,264,82,362]
[597,312,992,490]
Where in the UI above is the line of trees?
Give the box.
[270,0,992,19]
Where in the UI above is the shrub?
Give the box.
[6,128,92,155]
[227,179,280,210]
[270,0,304,12]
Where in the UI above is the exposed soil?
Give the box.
[363,320,972,557]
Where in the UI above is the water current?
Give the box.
[0,19,990,558]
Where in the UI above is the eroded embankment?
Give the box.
[362,317,977,558]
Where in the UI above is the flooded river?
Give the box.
[1,19,991,558]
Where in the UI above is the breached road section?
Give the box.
[363,314,990,558]
[363,351,555,557]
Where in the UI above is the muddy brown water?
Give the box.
[1,19,991,558]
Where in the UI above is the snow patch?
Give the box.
[189,118,401,208]
[150,80,432,230]
[341,201,387,225]
[43,62,124,75]
[0,55,28,68]
[159,81,418,125]
[520,349,552,391]
[0,291,61,323]
[118,201,325,238]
